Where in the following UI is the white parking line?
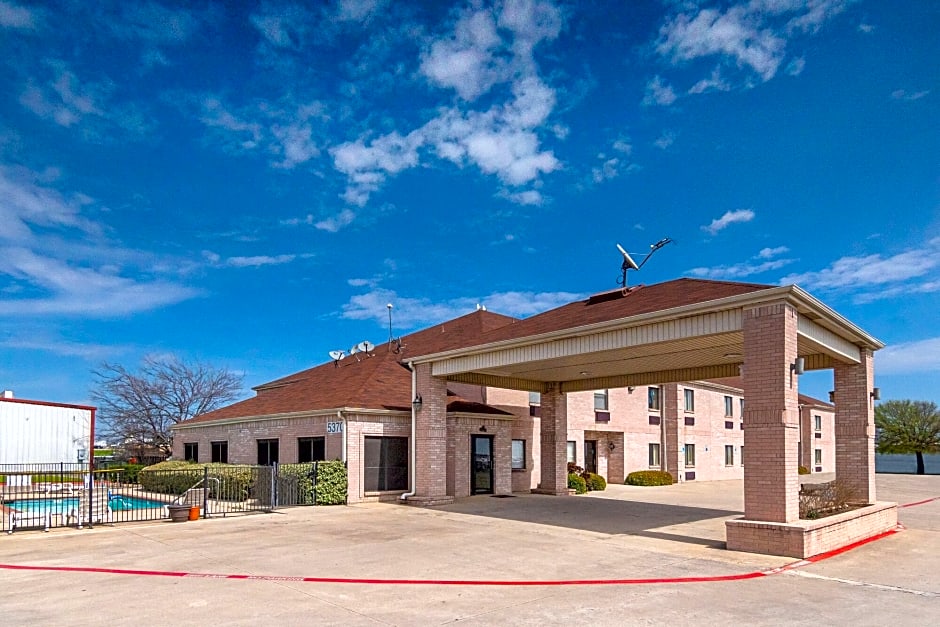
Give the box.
[785,570,938,598]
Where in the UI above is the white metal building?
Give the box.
[0,391,96,465]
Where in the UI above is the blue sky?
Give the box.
[1,0,937,409]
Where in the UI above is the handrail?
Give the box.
[169,476,220,505]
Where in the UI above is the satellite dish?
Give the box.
[349,345,359,354]
[616,244,639,271]
[359,341,375,353]
[329,350,344,361]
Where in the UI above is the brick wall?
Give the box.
[834,348,877,504]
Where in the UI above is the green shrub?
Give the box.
[139,461,254,500]
[625,470,674,486]
[567,472,588,494]
[585,472,607,491]
[798,465,810,475]
[277,463,316,504]
[314,460,348,505]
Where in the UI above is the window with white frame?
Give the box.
[740,398,745,417]
[648,386,661,411]
[725,445,734,466]
[684,443,695,467]
[684,388,695,412]
[594,389,609,411]
[815,449,822,465]
[814,415,822,431]
[724,395,733,417]
[648,443,661,467]
[511,439,526,470]
[567,441,576,464]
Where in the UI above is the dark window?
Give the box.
[529,404,541,417]
[725,395,734,417]
[298,437,326,463]
[815,432,822,439]
[649,415,661,425]
[184,442,198,462]
[685,416,695,426]
[685,471,696,481]
[594,389,609,411]
[511,439,526,470]
[725,421,734,429]
[684,389,695,412]
[364,436,408,492]
[210,441,228,463]
[257,439,279,466]
[740,423,744,430]
[595,411,610,422]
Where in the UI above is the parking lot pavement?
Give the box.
[0,474,937,626]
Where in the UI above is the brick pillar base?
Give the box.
[407,363,454,506]
[533,384,568,495]
[834,348,877,504]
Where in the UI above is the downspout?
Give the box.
[400,361,417,501]
[337,410,347,463]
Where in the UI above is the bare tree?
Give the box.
[91,356,244,455]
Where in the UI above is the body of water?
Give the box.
[876,454,940,475]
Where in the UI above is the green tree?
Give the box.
[875,400,940,475]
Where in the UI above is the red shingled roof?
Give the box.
[419,278,774,353]
[182,278,781,426]
[181,310,518,425]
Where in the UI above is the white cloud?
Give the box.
[877,337,940,374]
[194,96,326,169]
[0,0,35,28]
[657,7,785,81]
[689,245,793,279]
[224,254,298,268]
[336,0,388,22]
[785,56,806,76]
[499,189,543,205]
[780,239,940,302]
[342,287,582,329]
[891,89,929,101]
[654,131,676,149]
[315,209,357,232]
[688,67,731,94]
[0,334,132,360]
[654,1,851,92]
[0,166,199,318]
[643,76,677,106]
[420,8,504,101]
[702,209,755,235]
[857,23,874,33]
[758,246,790,258]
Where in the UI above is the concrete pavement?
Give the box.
[0,474,937,625]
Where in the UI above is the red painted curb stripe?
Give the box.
[899,496,940,508]
[0,497,929,587]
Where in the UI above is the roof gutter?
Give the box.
[400,361,417,501]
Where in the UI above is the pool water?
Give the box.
[7,496,166,513]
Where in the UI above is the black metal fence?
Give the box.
[1,462,338,534]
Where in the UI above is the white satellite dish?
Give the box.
[329,350,344,361]
[616,243,639,271]
[349,344,359,354]
[359,341,375,353]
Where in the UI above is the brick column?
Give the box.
[742,302,801,523]
[408,363,453,505]
[534,383,568,495]
[833,348,877,504]
[662,383,681,481]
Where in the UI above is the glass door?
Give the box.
[584,440,597,474]
[470,435,494,494]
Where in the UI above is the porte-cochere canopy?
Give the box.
[406,278,894,558]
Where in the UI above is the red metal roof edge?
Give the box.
[0,397,97,411]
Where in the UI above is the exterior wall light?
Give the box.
[479,425,487,432]
[871,387,881,401]
[791,357,805,375]
[412,394,422,410]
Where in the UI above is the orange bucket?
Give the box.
[188,506,200,521]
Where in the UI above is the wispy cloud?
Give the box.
[0,333,132,360]
[689,245,793,279]
[315,209,357,232]
[203,251,310,268]
[877,337,940,374]
[0,0,36,29]
[891,89,929,101]
[0,165,200,318]
[858,23,875,33]
[342,287,583,329]
[642,76,677,106]
[653,131,676,149]
[653,1,851,94]
[785,57,806,76]
[702,209,755,235]
[780,238,940,303]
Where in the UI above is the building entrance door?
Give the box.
[584,440,598,474]
[470,435,494,494]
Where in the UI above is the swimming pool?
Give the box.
[6,496,167,514]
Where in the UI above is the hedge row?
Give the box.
[625,470,674,486]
